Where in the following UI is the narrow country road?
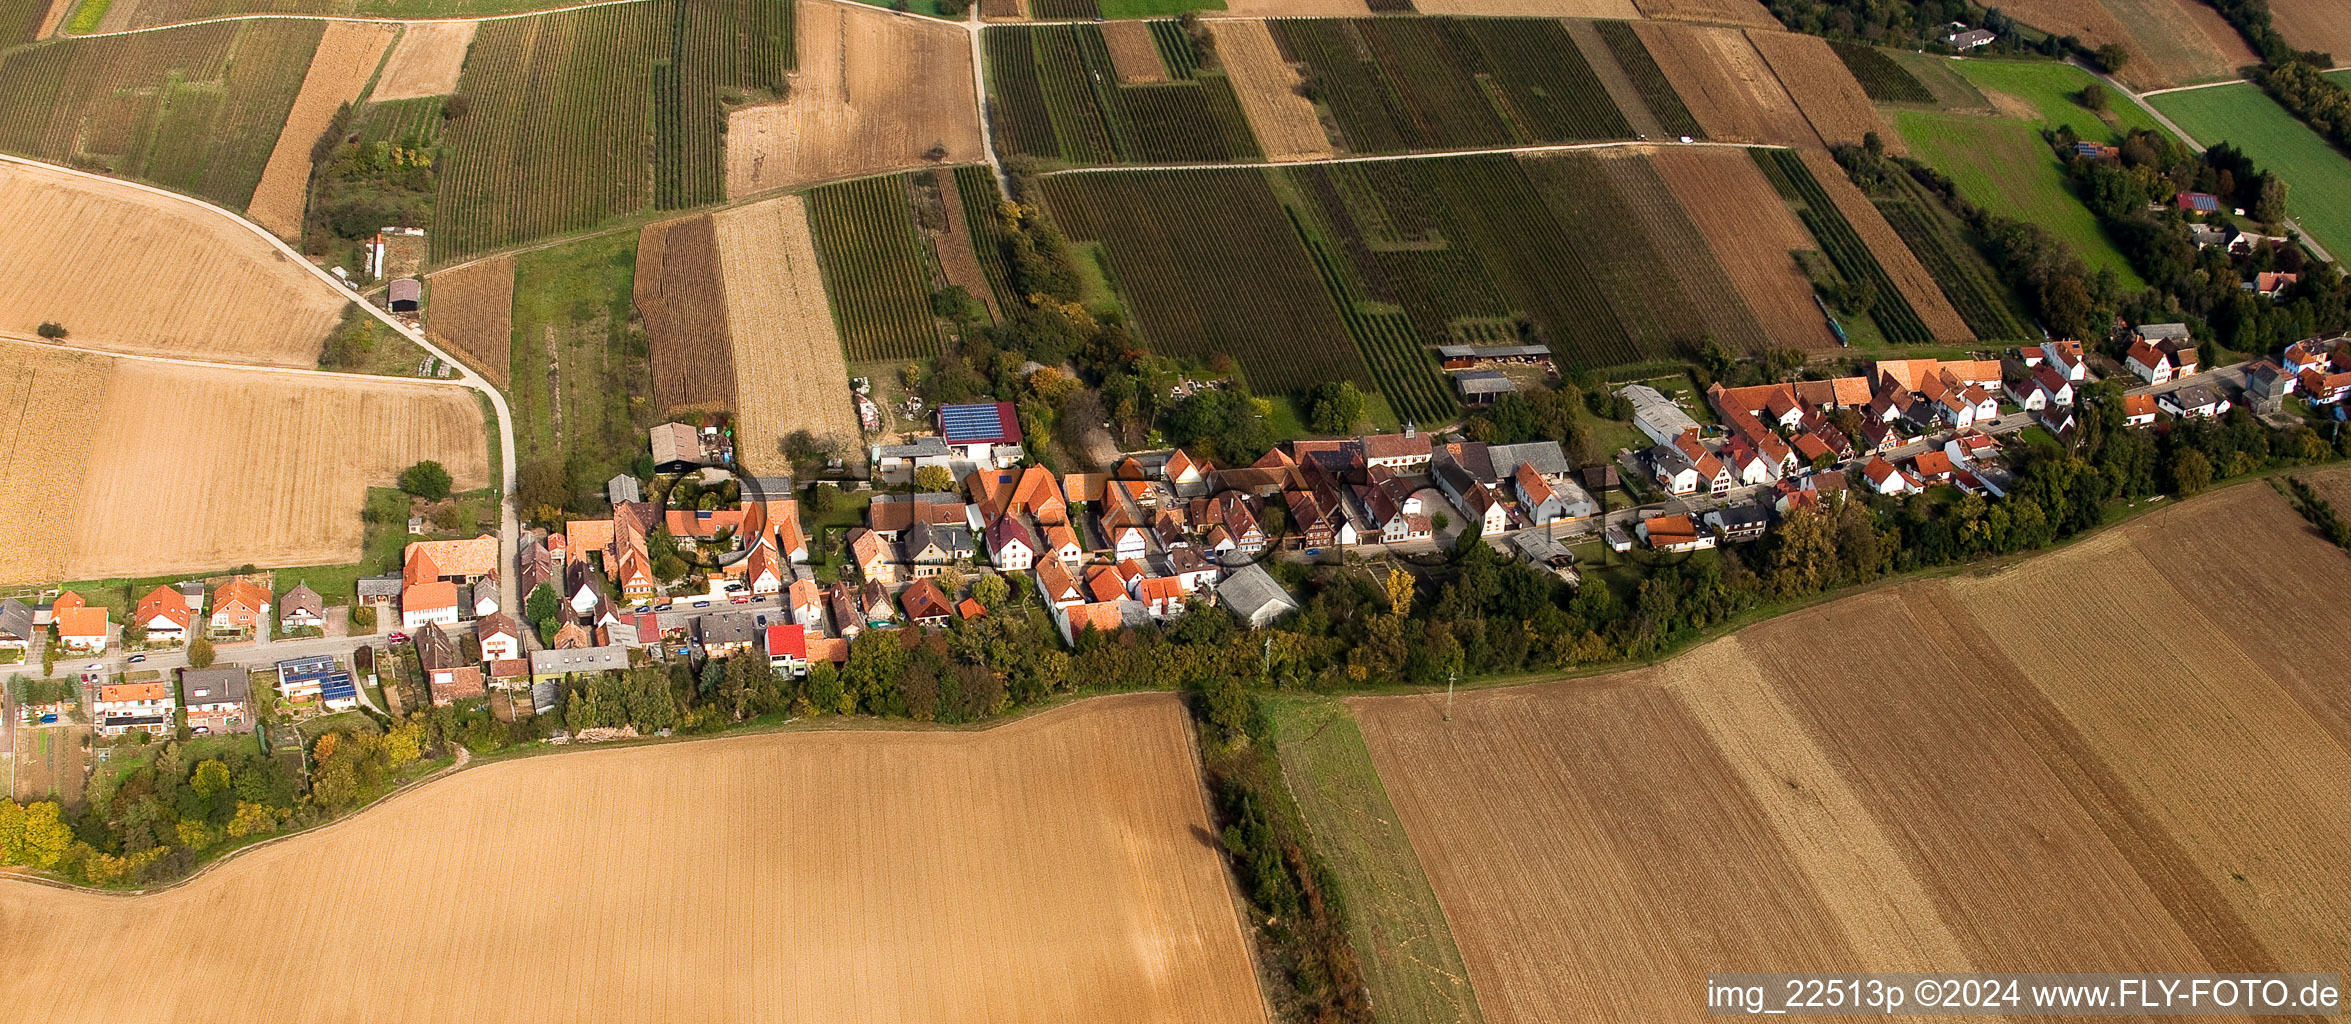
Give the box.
[0,152,520,616]
[1034,137,1776,177]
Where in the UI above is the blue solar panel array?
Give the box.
[938,402,1014,445]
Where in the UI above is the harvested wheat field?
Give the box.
[1102,19,1166,83]
[1629,0,1778,28]
[423,255,513,388]
[1650,147,1834,350]
[1351,476,2351,1023]
[1211,20,1334,161]
[2270,0,2351,64]
[1219,0,1370,16]
[1748,29,1899,151]
[1412,0,1634,16]
[61,360,487,580]
[713,195,862,475]
[725,0,981,198]
[1633,22,1820,147]
[1799,148,1972,340]
[636,213,738,416]
[0,340,110,585]
[250,22,398,239]
[0,694,1268,1024]
[1997,0,2253,90]
[372,20,477,101]
[0,162,345,366]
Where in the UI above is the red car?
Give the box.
[387,632,410,644]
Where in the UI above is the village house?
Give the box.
[861,581,898,627]
[789,578,825,628]
[2159,382,2232,420]
[1359,426,1432,472]
[135,585,193,644]
[2125,324,2197,385]
[866,492,968,542]
[765,623,809,676]
[902,518,975,576]
[828,583,865,640]
[276,655,358,710]
[209,576,271,637]
[476,611,522,661]
[95,680,175,737]
[1162,448,1210,498]
[529,646,629,686]
[1162,547,1220,592]
[179,667,252,734]
[1636,513,1715,552]
[1044,523,1084,565]
[738,542,787,595]
[2006,364,2075,411]
[1053,598,1147,646]
[847,528,892,583]
[869,435,955,484]
[0,598,30,651]
[986,516,1036,571]
[937,401,1026,467]
[1034,559,1085,610]
[697,612,761,657]
[901,579,954,627]
[968,465,1067,527]
[55,594,108,652]
[2122,392,2159,426]
[1704,504,1772,543]
[1860,456,1914,496]
[278,583,325,631]
[2021,340,2089,382]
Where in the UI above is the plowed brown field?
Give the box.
[725,0,982,198]
[1747,29,1898,151]
[249,22,398,239]
[1799,148,1973,341]
[1412,0,1634,15]
[0,694,1269,1024]
[1220,0,1370,15]
[1211,19,1333,161]
[372,20,477,101]
[0,340,109,585]
[1102,19,1165,83]
[1650,147,1834,350]
[1630,0,1778,28]
[61,360,488,580]
[423,255,513,388]
[1633,22,1819,146]
[2270,0,2351,63]
[1997,0,2254,90]
[636,213,738,416]
[1353,474,2351,1023]
[930,167,998,319]
[713,195,861,475]
[0,162,345,367]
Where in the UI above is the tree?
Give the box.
[190,759,231,799]
[2093,43,2131,73]
[2167,448,2213,496]
[399,460,453,501]
[804,482,839,518]
[525,583,561,644]
[187,636,216,669]
[971,572,1009,610]
[914,465,957,493]
[1306,381,1365,435]
[35,322,66,340]
[1385,566,1415,617]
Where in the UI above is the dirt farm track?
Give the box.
[1352,476,2351,1024]
[0,695,1268,1024]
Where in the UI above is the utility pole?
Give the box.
[1443,668,1457,722]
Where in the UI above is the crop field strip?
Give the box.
[1283,194,1460,425]
[1591,20,1699,140]
[2,0,46,45]
[432,0,794,262]
[724,0,977,198]
[1745,29,1892,152]
[506,230,645,494]
[1586,151,1770,352]
[1751,148,1934,344]
[423,254,514,388]
[806,173,943,362]
[1830,41,1931,103]
[1041,168,1373,395]
[1648,146,1838,350]
[1867,172,2034,340]
[635,213,739,416]
[984,23,1259,165]
[0,19,321,211]
[356,95,445,147]
[1269,17,1631,155]
[713,194,863,476]
[952,164,1020,313]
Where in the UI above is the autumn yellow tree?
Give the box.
[1385,566,1415,617]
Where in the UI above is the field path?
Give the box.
[0,152,518,611]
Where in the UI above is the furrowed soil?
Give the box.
[1633,22,1820,147]
[371,20,476,101]
[423,255,513,389]
[0,163,345,368]
[1649,147,1836,350]
[1593,150,1770,351]
[712,195,862,476]
[33,0,66,37]
[1747,29,1899,152]
[929,167,998,319]
[2271,0,2351,63]
[1993,0,2253,90]
[1348,473,2351,1023]
[1798,148,1974,341]
[249,21,398,239]
[1101,19,1165,83]
[1629,0,1777,28]
[61,360,488,580]
[0,695,1269,1024]
[635,213,738,417]
[1209,19,1333,160]
[0,340,109,585]
[9,725,90,804]
[1410,0,1634,16]
[725,0,982,198]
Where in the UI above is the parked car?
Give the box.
[730,595,750,605]
[38,713,57,725]
[656,604,673,612]
[388,632,410,643]
[723,581,745,592]
[127,654,146,663]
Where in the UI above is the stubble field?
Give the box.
[0,340,110,585]
[1210,19,1332,160]
[715,193,862,474]
[1633,23,1819,147]
[0,162,346,367]
[422,254,513,388]
[1345,477,2351,1023]
[60,360,489,580]
[725,0,981,198]
[1628,0,1776,27]
[1799,147,1973,341]
[1992,0,2253,90]
[1648,146,1835,350]
[370,19,475,101]
[0,695,1269,1024]
[247,21,398,239]
[1745,29,1896,151]
[2270,0,2351,62]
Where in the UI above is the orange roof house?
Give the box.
[404,536,500,583]
[56,606,109,647]
[968,466,1066,525]
[210,576,272,631]
[135,585,193,635]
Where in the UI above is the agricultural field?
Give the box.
[1797,148,1970,340]
[1991,0,2253,91]
[726,0,976,198]
[1830,41,1933,104]
[0,695,1270,1024]
[1948,58,2168,142]
[1751,148,1940,344]
[247,21,396,239]
[984,22,1260,165]
[1218,0,1367,15]
[1408,0,1632,16]
[2151,83,2351,261]
[0,161,347,367]
[1627,0,1773,26]
[1588,19,1700,140]
[952,164,1019,312]
[1866,173,2038,340]
[806,173,943,363]
[9,724,91,804]
[1631,23,1817,148]
[422,255,514,388]
[635,214,738,417]
[1649,146,1835,350]
[2271,0,2351,61]
[1892,110,2147,285]
[506,231,648,502]
[1347,478,2351,1024]
[1269,17,1633,154]
[0,340,111,585]
[923,167,997,320]
[371,20,475,102]
[1746,29,1895,151]
[713,194,863,476]
[1207,20,1330,161]
[434,0,792,261]
[2,0,52,45]
[0,19,322,211]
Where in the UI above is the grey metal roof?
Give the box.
[1486,441,1572,479]
[607,475,642,504]
[696,611,760,645]
[529,646,630,674]
[1454,371,1517,396]
[1511,531,1574,565]
[2136,322,2192,342]
[1436,344,1550,359]
[0,598,30,641]
[1216,563,1297,623]
[874,435,954,460]
[356,574,403,598]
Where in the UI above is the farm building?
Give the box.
[609,475,642,504]
[1217,563,1298,627]
[1453,371,1516,405]
[0,599,31,650]
[1944,27,1994,47]
[1620,384,1701,447]
[937,402,1024,466]
[368,227,427,280]
[1437,343,1551,369]
[529,646,629,684]
[870,436,955,484]
[651,422,706,473]
[387,278,423,313]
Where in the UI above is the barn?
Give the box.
[387,278,423,313]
